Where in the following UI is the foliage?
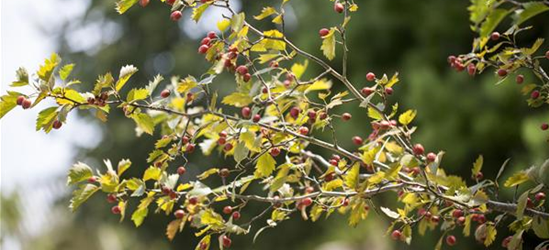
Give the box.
[2,0,549,249]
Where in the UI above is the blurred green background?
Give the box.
[2,0,549,249]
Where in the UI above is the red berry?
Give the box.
[236,65,248,75]
[467,63,476,76]
[334,2,344,13]
[454,62,465,72]
[361,87,375,96]
[431,215,440,223]
[447,55,457,64]
[391,230,402,240]
[426,152,437,162]
[219,168,230,178]
[198,45,209,54]
[88,176,97,183]
[490,32,500,41]
[207,31,217,39]
[222,235,232,248]
[329,159,338,166]
[223,206,233,214]
[341,113,352,121]
[160,89,170,98]
[319,28,330,37]
[181,136,189,144]
[452,209,464,218]
[298,126,309,135]
[457,216,466,225]
[352,136,363,145]
[262,87,268,94]
[16,96,25,105]
[200,37,211,45]
[531,90,540,99]
[502,236,513,248]
[497,69,508,77]
[107,194,117,203]
[546,50,549,59]
[319,112,328,120]
[174,209,185,219]
[412,144,424,155]
[305,186,314,193]
[411,167,420,175]
[199,242,208,250]
[243,73,252,82]
[177,166,186,175]
[186,143,196,153]
[475,172,484,181]
[476,214,486,224]
[307,110,317,119]
[139,0,149,7]
[52,120,62,130]
[188,196,198,205]
[446,235,457,246]
[170,11,182,21]
[270,147,281,157]
[301,197,313,207]
[527,197,534,208]
[218,137,227,145]
[290,107,300,119]
[232,211,241,220]
[166,0,176,5]
[241,107,251,118]
[219,131,228,138]
[385,87,393,95]
[332,155,341,161]
[542,123,549,131]
[324,172,335,181]
[252,114,261,123]
[516,74,524,84]
[224,143,233,151]
[111,205,122,214]
[269,61,279,68]
[200,0,209,3]
[22,99,32,109]
[366,72,376,82]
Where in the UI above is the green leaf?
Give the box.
[344,162,360,189]
[59,64,75,81]
[231,12,246,33]
[233,142,249,163]
[468,0,496,25]
[270,163,291,192]
[192,4,211,22]
[69,184,99,212]
[36,107,58,133]
[116,0,139,14]
[93,73,114,95]
[367,106,383,120]
[514,2,549,26]
[11,67,29,87]
[479,9,510,38]
[132,193,155,227]
[516,190,530,219]
[254,153,276,178]
[320,28,336,60]
[131,113,155,135]
[0,91,22,119]
[222,92,253,107]
[398,109,417,125]
[116,65,138,92]
[472,155,483,175]
[533,216,549,239]
[67,162,94,185]
[37,53,61,82]
[504,171,529,187]
[127,88,149,102]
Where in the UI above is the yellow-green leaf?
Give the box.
[254,7,277,20]
[254,153,276,178]
[222,92,253,107]
[116,65,138,91]
[504,171,529,187]
[320,28,336,60]
[398,109,417,125]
